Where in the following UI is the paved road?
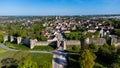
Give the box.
[52,50,67,68]
[52,44,68,68]
[52,31,67,68]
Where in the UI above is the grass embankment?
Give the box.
[5,42,30,50]
[5,42,54,51]
[0,46,53,68]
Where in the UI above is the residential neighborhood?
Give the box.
[0,0,120,68]
[0,15,120,68]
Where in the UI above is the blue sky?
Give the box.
[0,0,120,16]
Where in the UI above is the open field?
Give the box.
[0,46,53,68]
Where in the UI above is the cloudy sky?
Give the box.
[0,0,120,16]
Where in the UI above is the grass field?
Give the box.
[0,46,53,68]
[5,42,30,50]
[0,46,7,53]
[32,46,54,51]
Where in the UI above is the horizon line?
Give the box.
[0,13,120,17]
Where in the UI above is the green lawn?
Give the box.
[5,42,54,51]
[0,46,53,68]
[64,32,81,40]
[5,42,30,50]
[65,45,80,53]
[29,53,52,68]
[32,46,54,51]
[0,46,7,53]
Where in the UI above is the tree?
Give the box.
[111,63,120,68]
[0,33,4,43]
[39,35,47,41]
[9,30,15,36]
[115,29,120,37]
[115,49,120,66]
[18,56,38,68]
[79,49,95,68]
[96,44,114,66]
[109,44,116,51]
[103,43,109,49]
[94,31,100,38]
[112,20,120,29]
[94,63,106,68]
[85,32,92,38]
[89,43,98,52]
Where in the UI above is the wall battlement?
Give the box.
[4,35,120,49]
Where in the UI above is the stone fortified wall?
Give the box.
[111,37,120,48]
[4,35,120,49]
[29,39,52,49]
[4,35,55,49]
[64,40,81,46]
[84,38,106,45]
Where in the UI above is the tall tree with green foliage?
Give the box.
[94,31,100,38]
[0,33,4,43]
[89,43,98,52]
[115,49,120,66]
[115,29,120,37]
[79,49,95,68]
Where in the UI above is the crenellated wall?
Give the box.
[4,35,55,49]
[4,35,120,49]
[89,38,106,45]
[35,41,51,46]
[4,35,8,43]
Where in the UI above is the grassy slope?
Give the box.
[5,42,30,50]
[0,46,52,68]
[0,46,7,53]
[5,42,54,51]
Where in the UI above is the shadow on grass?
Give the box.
[1,58,18,68]
[67,54,80,68]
